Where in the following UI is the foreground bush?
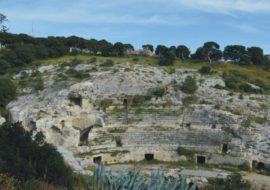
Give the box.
[0,78,16,113]
[0,122,74,189]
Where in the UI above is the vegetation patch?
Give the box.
[182,95,198,106]
[180,76,198,94]
[108,127,127,133]
[221,127,240,138]
[176,146,202,159]
[110,150,129,157]
[147,86,166,98]
[66,68,90,80]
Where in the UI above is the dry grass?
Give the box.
[41,55,270,88]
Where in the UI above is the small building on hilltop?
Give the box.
[125,49,154,57]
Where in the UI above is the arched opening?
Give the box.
[197,155,206,164]
[145,154,154,161]
[93,156,102,164]
[70,97,82,107]
[115,136,122,147]
[79,126,93,146]
[123,99,128,107]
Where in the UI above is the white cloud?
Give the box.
[174,0,270,13]
[226,22,262,34]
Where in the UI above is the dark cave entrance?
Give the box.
[257,162,265,170]
[115,136,122,147]
[123,99,128,107]
[93,156,102,164]
[221,144,228,153]
[211,124,216,129]
[186,123,191,127]
[70,97,82,107]
[252,160,258,168]
[197,155,206,164]
[145,154,154,161]
[79,126,93,146]
[252,160,265,170]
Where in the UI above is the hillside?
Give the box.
[3,55,270,186]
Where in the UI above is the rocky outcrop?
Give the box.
[0,115,5,125]
[6,61,270,172]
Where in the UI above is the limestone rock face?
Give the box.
[7,61,270,172]
[0,116,5,125]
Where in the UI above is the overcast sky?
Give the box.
[1,0,270,53]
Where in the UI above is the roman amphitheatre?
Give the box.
[4,56,270,188]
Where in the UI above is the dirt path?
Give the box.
[243,173,270,190]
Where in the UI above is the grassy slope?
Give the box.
[41,55,270,87]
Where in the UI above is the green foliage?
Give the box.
[66,69,90,79]
[159,50,175,66]
[182,96,198,106]
[0,122,74,189]
[193,42,222,63]
[89,57,97,63]
[33,77,44,91]
[247,47,264,65]
[224,45,250,65]
[221,127,239,138]
[89,164,197,190]
[148,86,166,98]
[199,66,212,74]
[205,173,251,190]
[180,76,198,94]
[100,59,114,67]
[176,45,190,60]
[222,70,263,93]
[176,147,197,158]
[0,78,16,115]
[131,95,150,106]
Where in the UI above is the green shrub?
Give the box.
[100,59,114,67]
[33,77,44,91]
[148,86,166,98]
[182,96,198,106]
[0,122,74,189]
[0,78,16,109]
[132,57,139,62]
[66,69,90,79]
[89,57,97,63]
[176,147,197,158]
[214,84,225,90]
[239,83,262,93]
[199,66,211,74]
[132,95,145,106]
[180,76,198,94]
